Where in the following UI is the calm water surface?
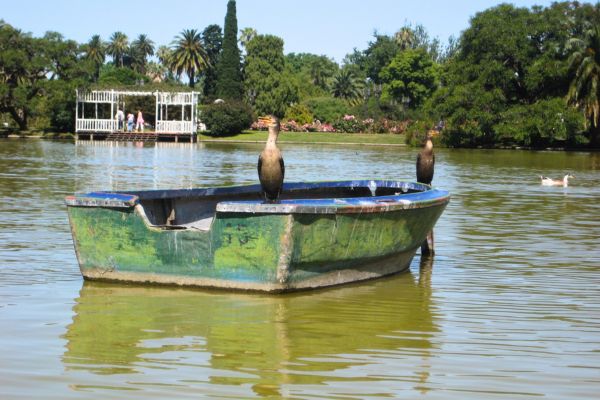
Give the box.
[0,139,599,399]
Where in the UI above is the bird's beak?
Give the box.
[428,129,440,137]
[258,116,273,125]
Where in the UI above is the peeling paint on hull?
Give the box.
[66,180,450,292]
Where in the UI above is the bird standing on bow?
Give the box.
[416,131,436,255]
[258,115,285,203]
[540,174,574,187]
[416,131,435,185]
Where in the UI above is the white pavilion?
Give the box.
[75,89,200,142]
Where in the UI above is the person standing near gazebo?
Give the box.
[115,108,124,131]
[136,110,144,132]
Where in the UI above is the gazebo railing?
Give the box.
[156,121,194,134]
[76,119,117,132]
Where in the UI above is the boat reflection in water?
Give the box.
[63,257,438,397]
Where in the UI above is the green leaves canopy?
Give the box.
[380,48,438,108]
[244,34,298,117]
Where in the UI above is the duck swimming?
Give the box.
[258,115,284,202]
[540,174,574,187]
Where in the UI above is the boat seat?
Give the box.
[179,217,214,231]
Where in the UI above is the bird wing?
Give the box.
[279,156,285,179]
[257,154,263,177]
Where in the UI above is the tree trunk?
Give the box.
[189,70,195,88]
[590,123,600,148]
[9,108,27,131]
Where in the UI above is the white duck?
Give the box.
[540,174,574,187]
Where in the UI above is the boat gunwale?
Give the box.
[64,180,450,214]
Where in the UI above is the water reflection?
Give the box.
[63,267,438,396]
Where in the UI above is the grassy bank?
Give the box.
[198,131,407,146]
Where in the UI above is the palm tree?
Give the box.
[394,26,415,50]
[156,45,172,65]
[331,68,364,105]
[239,27,257,54]
[106,31,129,67]
[146,61,167,82]
[567,25,600,146]
[84,35,105,82]
[131,34,155,73]
[170,29,209,88]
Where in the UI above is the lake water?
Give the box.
[1,139,599,399]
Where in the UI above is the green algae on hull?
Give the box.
[66,180,449,292]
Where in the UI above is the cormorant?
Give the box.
[416,132,435,185]
[416,131,436,255]
[258,115,285,202]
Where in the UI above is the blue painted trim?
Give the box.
[65,180,450,213]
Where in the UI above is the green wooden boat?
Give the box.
[65,180,450,292]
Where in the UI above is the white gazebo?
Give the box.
[75,89,199,136]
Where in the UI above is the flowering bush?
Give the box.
[249,116,412,134]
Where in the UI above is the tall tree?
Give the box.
[394,26,415,50]
[0,22,46,130]
[567,24,600,146]
[131,34,155,74]
[201,24,223,98]
[84,35,105,82]
[106,31,129,67]
[170,29,209,88]
[244,34,298,117]
[239,27,257,54]
[380,48,438,108]
[216,0,243,100]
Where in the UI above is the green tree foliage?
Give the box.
[284,103,314,124]
[83,35,105,82]
[0,23,50,130]
[429,2,599,148]
[170,29,209,88]
[216,0,243,100]
[98,64,148,86]
[201,100,253,135]
[361,34,399,84]
[567,24,600,145]
[131,34,155,74]
[302,97,350,123]
[494,98,585,147]
[201,24,223,98]
[285,53,337,100]
[244,34,298,117]
[380,48,438,108]
[330,68,364,105]
[106,31,129,67]
[239,27,257,55]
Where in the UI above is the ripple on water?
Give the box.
[0,141,599,399]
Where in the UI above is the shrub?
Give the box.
[332,114,365,133]
[201,101,254,136]
[284,103,314,125]
[302,97,351,123]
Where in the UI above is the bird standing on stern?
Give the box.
[258,115,285,203]
[416,130,437,255]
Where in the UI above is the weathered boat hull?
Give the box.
[66,180,450,292]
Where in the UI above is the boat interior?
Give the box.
[125,183,423,231]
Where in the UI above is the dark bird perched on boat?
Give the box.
[416,131,435,185]
[258,115,285,203]
[416,130,437,255]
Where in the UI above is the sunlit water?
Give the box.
[1,139,599,399]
